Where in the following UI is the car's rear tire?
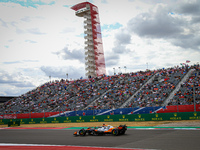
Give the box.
[112,129,119,136]
[120,130,125,135]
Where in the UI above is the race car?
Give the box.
[73,124,127,136]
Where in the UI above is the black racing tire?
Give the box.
[79,129,86,136]
[112,129,119,136]
[120,130,125,135]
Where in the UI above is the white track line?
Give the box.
[0,143,158,150]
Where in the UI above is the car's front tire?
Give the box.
[79,129,86,136]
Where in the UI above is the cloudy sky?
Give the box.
[0,0,200,96]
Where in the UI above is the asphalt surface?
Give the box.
[0,129,200,150]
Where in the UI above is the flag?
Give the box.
[186,60,190,63]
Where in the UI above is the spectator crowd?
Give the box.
[0,64,199,115]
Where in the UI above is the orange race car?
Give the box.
[73,124,127,136]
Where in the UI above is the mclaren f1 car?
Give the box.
[73,124,127,136]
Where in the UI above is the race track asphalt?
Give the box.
[0,129,200,150]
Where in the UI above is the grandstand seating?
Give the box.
[0,64,199,117]
[125,67,189,108]
[168,66,200,105]
[86,70,155,110]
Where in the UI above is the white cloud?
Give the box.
[0,0,200,96]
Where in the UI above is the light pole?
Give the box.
[146,62,148,70]
[113,68,115,75]
[66,73,68,80]
[49,75,51,82]
[124,66,126,73]
[118,67,121,74]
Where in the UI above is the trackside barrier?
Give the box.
[8,120,20,127]
[1,104,199,120]
[0,112,200,125]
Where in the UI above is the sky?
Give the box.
[0,0,200,96]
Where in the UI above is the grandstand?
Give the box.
[0,64,199,119]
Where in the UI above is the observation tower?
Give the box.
[71,2,106,77]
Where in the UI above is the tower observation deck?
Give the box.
[71,2,106,78]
